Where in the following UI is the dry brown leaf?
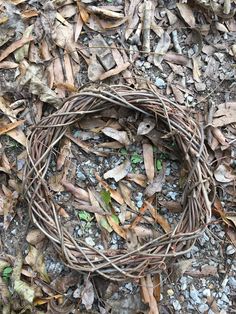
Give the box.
[213,102,236,127]
[61,180,89,202]
[104,160,131,182]
[48,172,64,192]
[57,137,71,171]
[215,21,228,33]
[2,185,18,230]
[0,36,33,62]
[95,173,124,205]
[97,141,123,149]
[154,32,170,68]
[126,173,147,187]
[102,127,131,146]
[75,14,83,41]
[0,120,24,136]
[21,9,38,19]
[144,169,165,197]
[74,201,106,216]
[118,181,137,212]
[26,229,45,246]
[192,57,201,82]
[0,143,11,174]
[143,143,154,182]
[106,215,126,239]
[99,62,130,80]
[177,3,195,28]
[81,278,94,311]
[0,61,19,69]
[137,118,156,135]
[140,275,159,314]
[159,200,183,213]
[66,132,107,157]
[214,164,236,183]
[164,52,189,65]
[171,85,185,104]
[145,201,171,233]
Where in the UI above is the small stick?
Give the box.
[142,0,152,53]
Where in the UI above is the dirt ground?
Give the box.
[0,0,236,313]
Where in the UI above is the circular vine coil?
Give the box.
[24,85,215,281]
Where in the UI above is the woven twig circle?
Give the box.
[24,85,214,281]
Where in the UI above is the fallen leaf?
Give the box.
[192,57,201,82]
[137,118,156,135]
[0,120,24,136]
[25,246,50,282]
[164,52,189,65]
[0,61,19,69]
[100,62,130,80]
[104,160,131,182]
[177,3,195,28]
[26,229,45,246]
[106,215,126,239]
[145,201,171,233]
[215,21,228,33]
[126,173,147,187]
[118,181,137,212]
[0,36,33,62]
[48,172,64,192]
[144,168,165,197]
[213,102,236,127]
[171,85,185,104]
[61,180,89,201]
[95,173,124,205]
[57,137,71,171]
[214,164,236,183]
[102,127,131,146]
[143,143,154,182]
[154,32,171,68]
[81,278,94,310]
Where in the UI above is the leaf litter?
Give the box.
[0,0,236,312]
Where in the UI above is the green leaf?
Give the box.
[78,211,92,222]
[131,152,143,164]
[100,189,111,206]
[120,148,127,156]
[2,266,13,279]
[111,214,119,224]
[156,159,162,171]
[100,217,113,232]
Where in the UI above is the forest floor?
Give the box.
[0,0,236,313]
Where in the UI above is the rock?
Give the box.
[226,245,236,255]
[228,277,236,288]
[190,285,201,304]
[195,82,206,91]
[202,289,211,297]
[155,77,166,89]
[143,62,151,69]
[85,237,95,246]
[221,293,230,303]
[172,299,181,311]
[167,289,174,296]
[198,304,209,313]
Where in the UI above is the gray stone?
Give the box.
[190,285,201,304]
[85,237,95,246]
[155,77,166,89]
[172,299,181,311]
[195,82,206,91]
[198,303,209,313]
[203,289,211,297]
[226,245,236,255]
[143,61,151,69]
[229,277,236,289]
[221,293,230,303]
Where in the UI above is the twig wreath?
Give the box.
[24,85,215,281]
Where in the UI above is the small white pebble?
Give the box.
[172,299,181,311]
[226,245,236,255]
[198,303,209,313]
